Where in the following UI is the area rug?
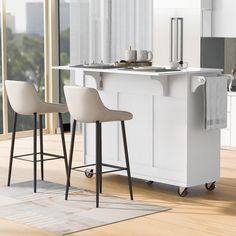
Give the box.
[0,181,169,235]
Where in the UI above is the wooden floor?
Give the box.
[0,134,235,236]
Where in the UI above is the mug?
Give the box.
[137,50,153,62]
[169,61,188,69]
[125,48,137,62]
[179,61,188,69]
[169,61,179,69]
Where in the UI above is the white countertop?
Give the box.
[52,65,223,77]
[227,91,236,96]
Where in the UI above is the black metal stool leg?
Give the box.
[58,113,69,181]
[96,121,101,208]
[7,112,18,186]
[65,120,76,200]
[33,113,37,193]
[99,123,102,194]
[121,121,133,200]
[39,114,44,181]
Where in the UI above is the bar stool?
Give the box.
[5,80,69,192]
[64,85,133,208]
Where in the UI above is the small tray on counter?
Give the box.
[68,64,116,69]
[68,61,152,69]
[119,66,181,73]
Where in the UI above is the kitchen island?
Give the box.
[53,66,224,196]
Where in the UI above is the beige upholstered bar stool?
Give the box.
[5,80,69,193]
[64,85,133,208]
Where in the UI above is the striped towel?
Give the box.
[205,76,228,130]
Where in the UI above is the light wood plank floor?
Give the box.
[0,134,235,236]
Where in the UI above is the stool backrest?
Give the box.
[5,80,42,115]
[64,85,107,123]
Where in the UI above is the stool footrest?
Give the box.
[102,163,125,169]
[13,152,65,163]
[43,152,65,159]
[13,152,40,159]
[72,163,127,175]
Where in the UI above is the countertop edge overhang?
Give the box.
[52,65,223,77]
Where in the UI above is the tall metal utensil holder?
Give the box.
[170,17,183,65]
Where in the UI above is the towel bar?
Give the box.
[191,74,233,93]
[219,74,234,80]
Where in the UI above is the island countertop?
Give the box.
[52,65,223,77]
[53,65,224,95]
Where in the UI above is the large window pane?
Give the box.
[7,0,45,132]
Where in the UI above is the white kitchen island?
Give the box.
[53,66,224,196]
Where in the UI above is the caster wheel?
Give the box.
[85,168,94,178]
[205,182,216,191]
[178,187,188,197]
[145,180,154,185]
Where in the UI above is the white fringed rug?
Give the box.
[0,181,169,235]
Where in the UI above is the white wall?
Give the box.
[155,0,201,9]
[212,0,236,37]
[201,0,212,10]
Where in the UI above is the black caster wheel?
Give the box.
[85,168,94,178]
[205,182,216,191]
[145,180,154,185]
[178,187,188,197]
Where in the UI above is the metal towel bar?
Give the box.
[191,74,233,93]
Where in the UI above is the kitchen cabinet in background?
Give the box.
[221,93,236,149]
[212,0,236,37]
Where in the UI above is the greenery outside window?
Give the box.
[0,0,49,138]
[7,0,45,132]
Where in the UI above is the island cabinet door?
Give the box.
[152,95,187,184]
[117,92,154,169]
[84,91,155,170]
[117,94,187,185]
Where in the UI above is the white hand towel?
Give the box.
[205,76,228,130]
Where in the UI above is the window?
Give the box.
[0,0,74,139]
[6,0,45,132]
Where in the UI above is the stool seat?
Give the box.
[5,80,68,115]
[100,109,132,122]
[64,85,132,123]
[87,109,133,123]
[37,102,68,114]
